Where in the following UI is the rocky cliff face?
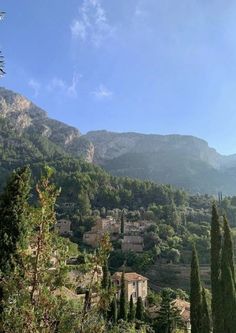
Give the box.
[84,130,228,169]
[2,86,236,194]
[0,87,94,162]
[84,130,236,194]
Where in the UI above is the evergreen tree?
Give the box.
[0,166,31,273]
[128,295,135,322]
[190,245,202,333]
[119,271,127,320]
[210,203,223,333]
[101,258,109,290]
[201,288,211,333]
[135,296,144,321]
[78,191,91,219]
[120,210,125,236]
[156,294,183,333]
[221,217,236,333]
[0,167,31,318]
[110,297,117,324]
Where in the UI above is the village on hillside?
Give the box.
[55,215,191,332]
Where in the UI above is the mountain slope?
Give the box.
[1,87,236,195]
[0,87,94,165]
[84,131,236,194]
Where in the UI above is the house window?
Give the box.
[133,282,136,287]
[132,292,137,298]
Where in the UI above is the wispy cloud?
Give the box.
[47,72,81,98]
[92,84,113,100]
[28,78,41,97]
[133,1,149,22]
[71,0,114,47]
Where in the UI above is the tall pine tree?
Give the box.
[128,294,135,322]
[210,203,223,333]
[136,296,144,321]
[156,294,183,333]
[120,210,125,236]
[109,297,117,324]
[0,166,31,273]
[101,258,109,290]
[201,288,211,333]
[0,167,31,320]
[190,245,202,333]
[119,271,127,320]
[221,217,236,333]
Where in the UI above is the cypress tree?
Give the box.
[119,271,127,320]
[222,216,235,283]
[128,295,135,322]
[136,296,144,321]
[201,288,211,333]
[0,166,31,272]
[120,211,125,236]
[210,203,223,333]
[0,167,31,324]
[221,217,236,333]
[101,259,109,290]
[190,245,202,333]
[110,297,117,324]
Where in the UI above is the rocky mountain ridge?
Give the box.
[84,130,234,169]
[0,87,94,162]
[1,86,236,194]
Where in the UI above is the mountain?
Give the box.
[1,86,236,195]
[0,87,94,165]
[84,131,236,195]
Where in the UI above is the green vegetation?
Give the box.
[119,270,127,320]
[190,205,236,333]
[1,168,165,332]
[190,246,202,333]
[210,203,223,333]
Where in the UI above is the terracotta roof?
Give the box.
[172,299,190,322]
[112,272,148,282]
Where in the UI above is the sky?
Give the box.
[1,0,236,154]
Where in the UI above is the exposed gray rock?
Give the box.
[0,87,94,162]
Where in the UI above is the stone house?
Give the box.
[55,219,72,236]
[112,272,148,305]
[83,217,120,247]
[125,220,155,234]
[121,235,144,252]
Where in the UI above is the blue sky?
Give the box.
[1,0,236,154]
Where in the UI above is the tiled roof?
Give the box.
[112,272,148,282]
[172,299,190,322]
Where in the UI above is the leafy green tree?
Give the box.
[119,271,127,320]
[135,296,144,321]
[128,294,135,322]
[190,245,202,333]
[201,288,211,333]
[211,203,223,333]
[78,191,91,218]
[221,217,236,333]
